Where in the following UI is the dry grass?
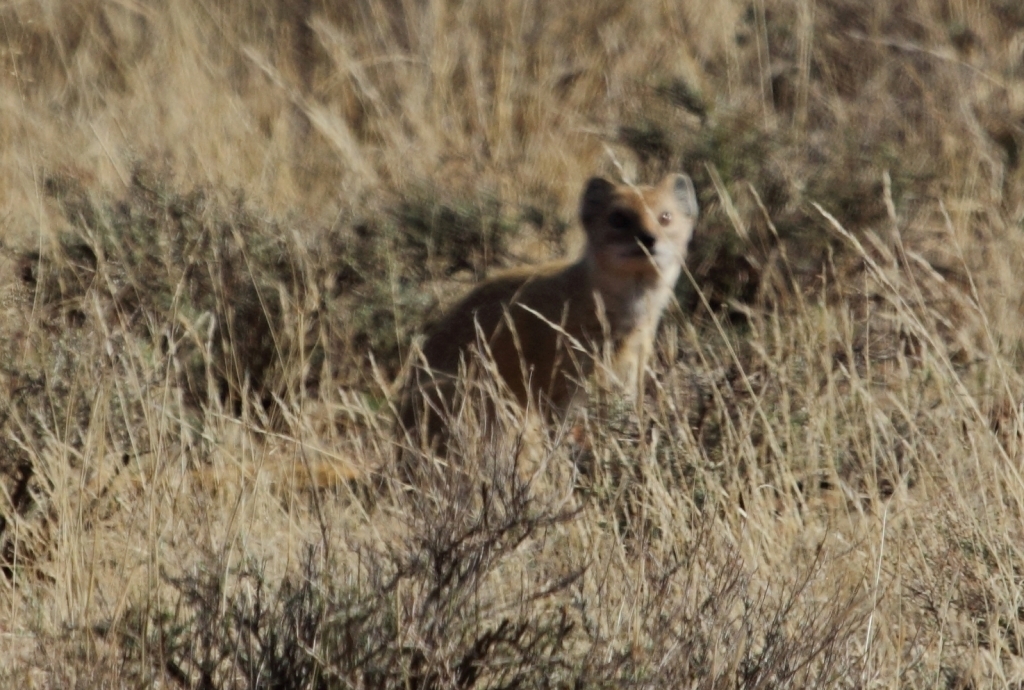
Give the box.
[2,0,1024,687]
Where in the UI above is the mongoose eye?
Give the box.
[658,211,672,226]
[607,210,631,231]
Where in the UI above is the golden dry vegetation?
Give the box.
[3,0,1024,687]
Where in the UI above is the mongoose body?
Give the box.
[399,172,699,454]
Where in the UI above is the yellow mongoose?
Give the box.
[398,172,699,457]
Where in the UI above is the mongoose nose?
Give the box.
[635,230,656,251]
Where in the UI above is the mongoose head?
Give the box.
[580,173,699,286]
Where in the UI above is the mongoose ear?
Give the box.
[666,173,699,219]
[580,177,617,226]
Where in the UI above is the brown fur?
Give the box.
[398,172,699,458]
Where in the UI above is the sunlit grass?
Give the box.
[2,0,1024,686]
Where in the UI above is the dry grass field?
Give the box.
[2,0,1024,686]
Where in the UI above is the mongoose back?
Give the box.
[398,172,699,456]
